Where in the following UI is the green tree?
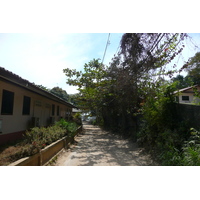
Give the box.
[171,74,192,89]
[63,59,112,122]
[102,33,188,134]
[63,34,189,137]
[50,87,70,101]
[186,52,200,85]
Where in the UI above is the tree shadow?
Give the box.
[68,124,156,166]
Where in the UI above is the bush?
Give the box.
[182,128,200,165]
[55,118,70,130]
[137,83,192,165]
[55,118,78,136]
[0,119,80,165]
[24,125,66,155]
[23,119,78,155]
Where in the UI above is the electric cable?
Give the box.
[102,33,110,65]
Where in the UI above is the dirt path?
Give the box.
[55,123,157,166]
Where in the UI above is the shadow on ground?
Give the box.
[62,122,156,166]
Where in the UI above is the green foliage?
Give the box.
[50,87,70,101]
[55,118,78,135]
[172,52,200,90]
[158,144,183,166]
[63,34,189,133]
[139,90,200,166]
[171,75,193,89]
[182,128,200,165]
[63,58,113,123]
[137,82,192,165]
[63,33,198,165]
[74,112,81,119]
[0,119,80,165]
[143,82,179,130]
[72,112,82,125]
[21,119,78,156]
[24,125,66,152]
[185,52,200,85]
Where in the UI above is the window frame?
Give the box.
[57,105,60,116]
[182,96,189,101]
[22,96,31,115]
[1,89,15,115]
[52,104,55,116]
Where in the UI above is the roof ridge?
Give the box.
[0,66,77,108]
[174,84,200,94]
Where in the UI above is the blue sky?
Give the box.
[0,33,123,94]
[0,33,200,94]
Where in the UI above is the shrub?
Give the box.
[73,113,82,125]
[24,125,66,154]
[55,118,70,130]
[182,128,200,166]
[55,118,78,136]
[0,119,80,165]
[137,83,192,165]
[23,119,78,155]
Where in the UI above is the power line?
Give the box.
[102,33,110,65]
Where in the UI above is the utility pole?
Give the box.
[102,33,110,65]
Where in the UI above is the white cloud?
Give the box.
[21,33,95,93]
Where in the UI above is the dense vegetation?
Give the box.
[172,52,200,89]
[0,119,79,165]
[63,33,200,165]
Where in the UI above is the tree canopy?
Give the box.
[172,51,200,89]
[63,33,200,165]
[186,52,200,85]
[50,86,70,101]
[63,33,189,132]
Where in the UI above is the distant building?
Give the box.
[174,85,200,104]
[0,67,76,145]
[72,108,82,114]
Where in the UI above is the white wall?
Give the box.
[178,92,200,104]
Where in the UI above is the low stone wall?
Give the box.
[9,126,82,166]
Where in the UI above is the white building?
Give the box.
[175,85,200,104]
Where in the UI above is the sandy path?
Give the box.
[55,123,157,166]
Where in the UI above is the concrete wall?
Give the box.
[0,80,72,144]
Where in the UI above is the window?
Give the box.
[1,90,14,115]
[182,96,189,101]
[52,104,55,116]
[22,96,31,115]
[57,106,60,116]
[0,119,2,133]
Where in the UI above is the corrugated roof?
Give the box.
[0,66,77,108]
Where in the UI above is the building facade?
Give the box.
[0,67,76,145]
[175,85,200,104]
